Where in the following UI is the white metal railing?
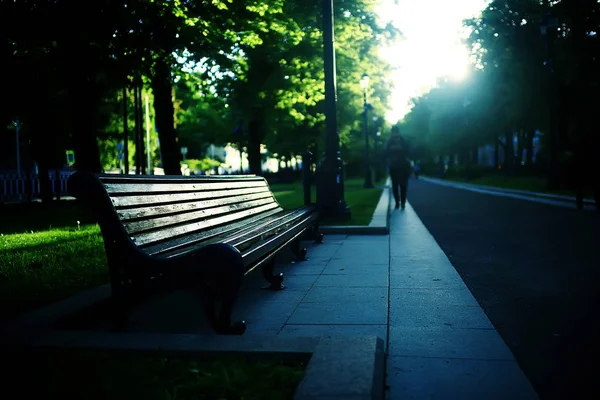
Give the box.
[0,170,73,203]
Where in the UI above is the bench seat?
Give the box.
[67,172,322,334]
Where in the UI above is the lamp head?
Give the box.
[360,74,370,90]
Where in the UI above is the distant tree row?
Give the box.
[1,0,399,201]
[400,0,599,188]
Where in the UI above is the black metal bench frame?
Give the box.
[67,172,322,335]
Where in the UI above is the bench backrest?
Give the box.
[68,173,283,258]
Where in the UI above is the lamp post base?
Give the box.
[316,156,351,222]
[364,169,374,188]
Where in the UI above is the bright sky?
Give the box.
[376,0,489,122]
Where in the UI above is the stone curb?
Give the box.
[421,176,596,205]
[0,284,111,341]
[4,330,385,400]
[321,184,391,235]
[294,335,385,400]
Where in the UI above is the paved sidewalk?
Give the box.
[386,203,537,399]
[10,183,538,398]
[95,190,537,399]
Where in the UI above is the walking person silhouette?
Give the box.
[385,125,412,210]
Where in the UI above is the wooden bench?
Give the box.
[67,172,322,335]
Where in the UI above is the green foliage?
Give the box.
[4,0,399,177]
[183,157,221,173]
[401,0,600,168]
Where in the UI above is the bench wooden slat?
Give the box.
[98,174,257,183]
[143,207,285,256]
[124,197,278,235]
[159,206,315,258]
[222,206,315,252]
[131,202,281,246]
[111,187,271,208]
[242,212,318,266]
[104,180,267,194]
[116,191,275,221]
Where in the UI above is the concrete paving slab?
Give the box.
[304,243,343,259]
[390,273,467,289]
[233,297,299,325]
[302,286,388,304]
[389,326,514,361]
[389,258,456,271]
[345,235,390,243]
[241,273,319,294]
[322,259,388,274]
[389,257,459,270]
[279,324,387,344]
[288,301,387,325]
[240,286,310,304]
[387,356,539,400]
[390,303,493,329]
[333,248,390,264]
[390,288,480,307]
[315,272,389,288]
[390,248,449,262]
[283,261,329,275]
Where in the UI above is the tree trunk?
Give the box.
[134,85,141,174]
[248,115,264,176]
[29,128,55,203]
[70,80,103,174]
[152,55,181,175]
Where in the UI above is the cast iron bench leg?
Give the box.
[184,243,247,335]
[291,239,308,261]
[261,258,285,290]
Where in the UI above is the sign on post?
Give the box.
[181,146,188,161]
[66,150,75,166]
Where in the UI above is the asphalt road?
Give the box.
[407,178,600,399]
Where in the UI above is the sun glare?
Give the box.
[377,0,488,122]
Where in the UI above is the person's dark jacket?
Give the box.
[385,136,411,173]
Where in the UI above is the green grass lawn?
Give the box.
[0,222,108,322]
[5,348,306,399]
[271,178,384,226]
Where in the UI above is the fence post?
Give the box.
[302,151,313,206]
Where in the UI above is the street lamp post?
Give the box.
[317,0,350,220]
[540,12,560,189]
[360,74,374,188]
[14,120,21,175]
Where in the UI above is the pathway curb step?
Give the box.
[421,176,596,206]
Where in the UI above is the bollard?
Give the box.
[302,151,313,205]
